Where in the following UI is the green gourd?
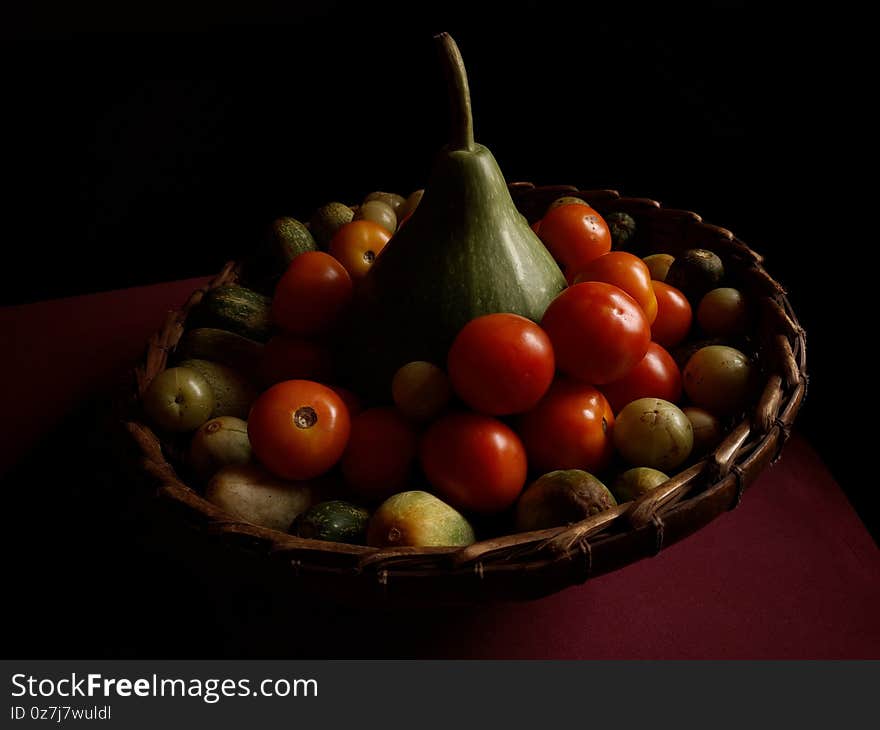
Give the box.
[345,34,566,396]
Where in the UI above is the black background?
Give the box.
[3,1,871,657]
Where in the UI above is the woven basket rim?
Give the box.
[119,184,807,600]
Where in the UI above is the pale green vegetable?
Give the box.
[190,416,252,483]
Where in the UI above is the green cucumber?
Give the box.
[179,358,258,420]
[291,500,370,544]
[240,217,317,293]
[177,328,264,379]
[192,284,273,342]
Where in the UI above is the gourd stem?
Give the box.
[434,33,475,152]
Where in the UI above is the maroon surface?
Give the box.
[2,278,879,659]
[0,276,209,476]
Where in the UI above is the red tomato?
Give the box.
[537,204,611,283]
[447,313,555,416]
[271,251,353,337]
[329,220,391,280]
[530,219,542,235]
[341,407,418,499]
[651,280,693,348]
[541,281,651,385]
[420,412,528,513]
[327,385,362,417]
[517,380,615,474]
[573,251,658,324]
[259,335,334,387]
[599,342,682,414]
[248,380,350,480]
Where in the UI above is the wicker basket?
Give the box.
[120,184,807,605]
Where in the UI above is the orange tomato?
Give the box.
[248,380,350,480]
[341,407,418,499]
[573,251,658,324]
[329,220,391,280]
[651,280,693,349]
[271,251,353,336]
[537,204,611,283]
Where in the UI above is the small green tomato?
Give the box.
[143,366,214,433]
[613,397,694,471]
[391,361,452,422]
[682,406,724,457]
[697,287,751,337]
[683,345,754,416]
[612,467,670,503]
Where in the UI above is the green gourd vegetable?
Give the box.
[344,34,566,396]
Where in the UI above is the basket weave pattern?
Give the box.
[121,184,807,603]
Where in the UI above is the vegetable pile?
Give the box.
[140,34,760,549]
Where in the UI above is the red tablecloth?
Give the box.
[2,278,879,659]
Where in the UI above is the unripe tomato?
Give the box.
[271,251,353,337]
[613,397,693,471]
[341,407,418,499]
[391,361,452,423]
[420,412,528,513]
[682,406,723,457]
[248,380,350,480]
[517,380,615,474]
[537,203,611,283]
[650,280,693,349]
[328,220,391,280]
[600,342,682,415]
[682,345,754,416]
[696,287,751,337]
[143,366,214,433]
[447,313,555,416]
[541,281,651,385]
[573,251,658,324]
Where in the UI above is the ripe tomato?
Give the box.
[259,335,334,387]
[537,204,611,283]
[327,385,362,417]
[420,412,528,513]
[541,281,651,385]
[341,407,418,499]
[651,280,693,349]
[271,251,353,337]
[517,380,615,474]
[599,342,682,414]
[248,380,350,480]
[329,220,391,280]
[573,251,659,324]
[447,313,555,416]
